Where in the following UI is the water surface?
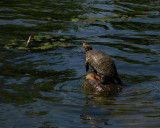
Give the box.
[0,0,160,128]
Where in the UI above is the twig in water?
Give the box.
[26,35,31,48]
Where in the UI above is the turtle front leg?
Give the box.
[85,61,89,72]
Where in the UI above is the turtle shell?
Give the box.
[86,50,117,77]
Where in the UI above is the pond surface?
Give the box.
[0,0,160,127]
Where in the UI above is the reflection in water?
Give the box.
[0,0,160,127]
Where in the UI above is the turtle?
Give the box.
[83,42,122,84]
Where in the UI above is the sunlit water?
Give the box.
[0,0,160,128]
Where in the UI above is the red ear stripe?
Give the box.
[86,45,90,47]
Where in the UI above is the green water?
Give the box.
[0,0,160,127]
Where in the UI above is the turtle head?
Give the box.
[83,42,92,52]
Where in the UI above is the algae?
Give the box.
[71,14,148,24]
[71,18,79,22]
[4,34,72,52]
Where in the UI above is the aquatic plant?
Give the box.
[4,34,72,52]
[71,14,147,24]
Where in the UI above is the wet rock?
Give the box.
[82,71,122,96]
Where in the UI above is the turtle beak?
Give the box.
[83,43,87,51]
[83,43,86,47]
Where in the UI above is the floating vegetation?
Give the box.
[71,18,79,22]
[4,34,72,52]
[41,17,57,22]
[40,14,147,25]
[70,14,147,24]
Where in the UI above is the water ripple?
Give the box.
[0,0,160,127]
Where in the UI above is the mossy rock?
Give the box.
[82,72,122,96]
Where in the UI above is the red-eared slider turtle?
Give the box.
[83,43,122,84]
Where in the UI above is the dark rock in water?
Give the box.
[82,71,122,96]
